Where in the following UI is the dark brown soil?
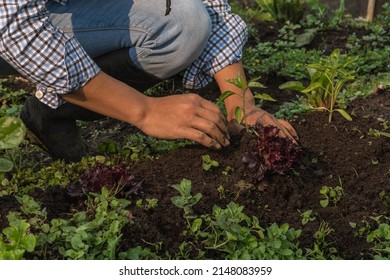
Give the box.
[118,91,389,260]
[1,91,386,259]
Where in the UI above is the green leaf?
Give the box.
[0,158,14,172]
[171,196,187,208]
[191,218,202,233]
[253,93,276,102]
[301,82,323,93]
[334,109,352,121]
[22,235,36,253]
[226,73,245,90]
[320,199,329,208]
[0,117,26,150]
[226,231,237,241]
[279,81,305,91]
[216,91,236,106]
[234,106,243,124]
[248,77,266,89]
[295,28,317,47]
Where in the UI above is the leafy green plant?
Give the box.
[171,179,202,220]
[0,78,28,118]
[0,215,36,260]
[368,128,390,139]
[366,222,390,260]
[217,74,274,131]
[299,210,316,225]
[201,155,219,171]
[244,43,322,79]
[302,0,345,30]
[0,116,26,183]
[319,178,345,208]
[136,198,159,210]
[275,99,311,120]
[255,0,304,23]
[190,202,304,259]
[305,221,339,259]
[376,2,390,27]
[280,49,357,123]
[39,187,132,259]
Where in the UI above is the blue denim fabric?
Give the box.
[1,0,211,79]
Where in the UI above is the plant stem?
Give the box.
[242,86,249,132]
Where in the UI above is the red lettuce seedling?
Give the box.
[242,124,301,182]
[67,162,142,198]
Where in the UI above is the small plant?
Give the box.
[222,166,234,176]
[242,124,301,182]
[306,221,339,259]
[190,202,304,259]
[217,74,275,131]
[39,187,132,260]
[136,198,159,210]
[299,210,316,225]
[366,223,390,260]
[171,179,202,219]
[201,155,219,171]
[255,0,304,23]
[319,178,345,208]
[368,128,390,139]
[0,215,36,260]
[0,117,26,179]
[67,162,142,198]
[280,49,357,123]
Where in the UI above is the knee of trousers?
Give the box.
[151,1,212,79]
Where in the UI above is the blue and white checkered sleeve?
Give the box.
[0,0,100,108]
[183,0,248,89]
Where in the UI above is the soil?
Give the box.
[121,91,390,260]
[0,22,389,260]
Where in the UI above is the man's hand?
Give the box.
[245,105,298,141]
[214,61,298,142]
[140,94,230,149]
[63,72,229,149]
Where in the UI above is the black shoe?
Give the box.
[20,96,92,163]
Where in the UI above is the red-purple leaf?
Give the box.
[67,162,142,198]
[243,124,301,182]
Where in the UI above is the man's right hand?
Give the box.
[63,72,230,149]
[140,94,230,149]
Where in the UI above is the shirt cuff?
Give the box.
[35,36,101,109]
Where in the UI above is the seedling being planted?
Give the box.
[217,74,275,131]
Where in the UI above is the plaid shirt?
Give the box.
[0,0,247,108]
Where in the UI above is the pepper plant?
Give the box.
[217,74,275,131]
[280,48,357,123]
